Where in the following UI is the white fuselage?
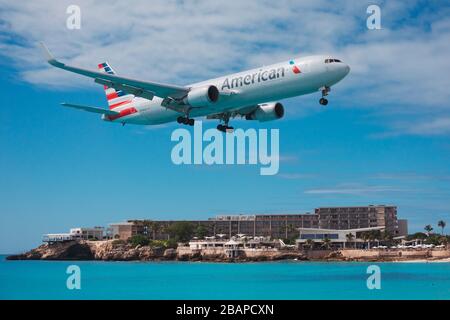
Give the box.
[107,55,350,125]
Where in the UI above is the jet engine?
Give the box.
[185,85,219,107]
[245,102,284,122]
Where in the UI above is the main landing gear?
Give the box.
[177,116,195,126]
[217,113,234,133]
[319,86,330,106]
[217,124,234,133]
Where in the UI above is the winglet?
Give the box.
[39,42,64,67]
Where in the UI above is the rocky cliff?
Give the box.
[6,240,306,262]
[6,240,168,261]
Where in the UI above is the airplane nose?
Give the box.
[343,64,350,76]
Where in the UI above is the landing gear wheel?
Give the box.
[177,116,184,124]
[188,118,195,126]
[319,98,328,106]
[217,124,234,133]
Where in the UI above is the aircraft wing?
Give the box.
[61,102,119,115]
[40,42,189,100]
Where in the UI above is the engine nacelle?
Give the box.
[185,85,219,107]
[245,102,285,122]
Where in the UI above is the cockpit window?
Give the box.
[325,59,343,63]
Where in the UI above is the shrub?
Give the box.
[148,240,167,248]
[167,222,195,242]
[111,239,126,247]
[165,238,179,249]
[128,235,150,247]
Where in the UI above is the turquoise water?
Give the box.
[1,255,450,299]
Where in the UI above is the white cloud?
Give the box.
[400,118,450,136]
[1,0,450,135]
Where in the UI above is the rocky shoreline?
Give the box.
[6,240,307,262]
[6,240,450,263]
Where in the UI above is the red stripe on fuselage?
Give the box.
[107,107,138,121]
[109,100,132,109]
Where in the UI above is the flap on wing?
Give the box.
[40,42,189,100]
[61,103,119,115]
[94,78,155,100]
[206,104,258,120]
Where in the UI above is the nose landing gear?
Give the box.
[319,86,330,106]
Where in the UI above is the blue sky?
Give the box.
[1,0,450,253]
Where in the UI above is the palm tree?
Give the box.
[438,220,446,235]
[286,224,296,239]
[305,239,315,250]
[211,222,217,237]
[321,237,331,250]
[345,233,354,249]
[382,231,393,247]
[361,232,370,249]
[424,225,433,236]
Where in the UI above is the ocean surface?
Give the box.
[1,255,449,299]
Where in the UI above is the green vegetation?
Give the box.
[282,238,296,245]
[438,220,446,235]
[424,224,433,234]
[194,225,209,239]
[321,237,331,249]
[345,233,355,248]
[128,235,150,247]
[165,238,179,249]
[167,221,195,242]
[422,234,449,246]
[304,239,315,250]
[407,232,427,240]
[111,239,126,247]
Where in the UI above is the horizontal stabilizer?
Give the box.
[61,102,119,115]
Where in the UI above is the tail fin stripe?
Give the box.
[109,100,132,109]
[108,95,133,106]
[106,90,129,100]
[97,61,135,110]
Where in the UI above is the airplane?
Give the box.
[40,43,350,132]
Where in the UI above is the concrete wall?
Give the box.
[304,250,334,259]
[243,248,279,258]
[431,249,450,258]
[339,249,450,259]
